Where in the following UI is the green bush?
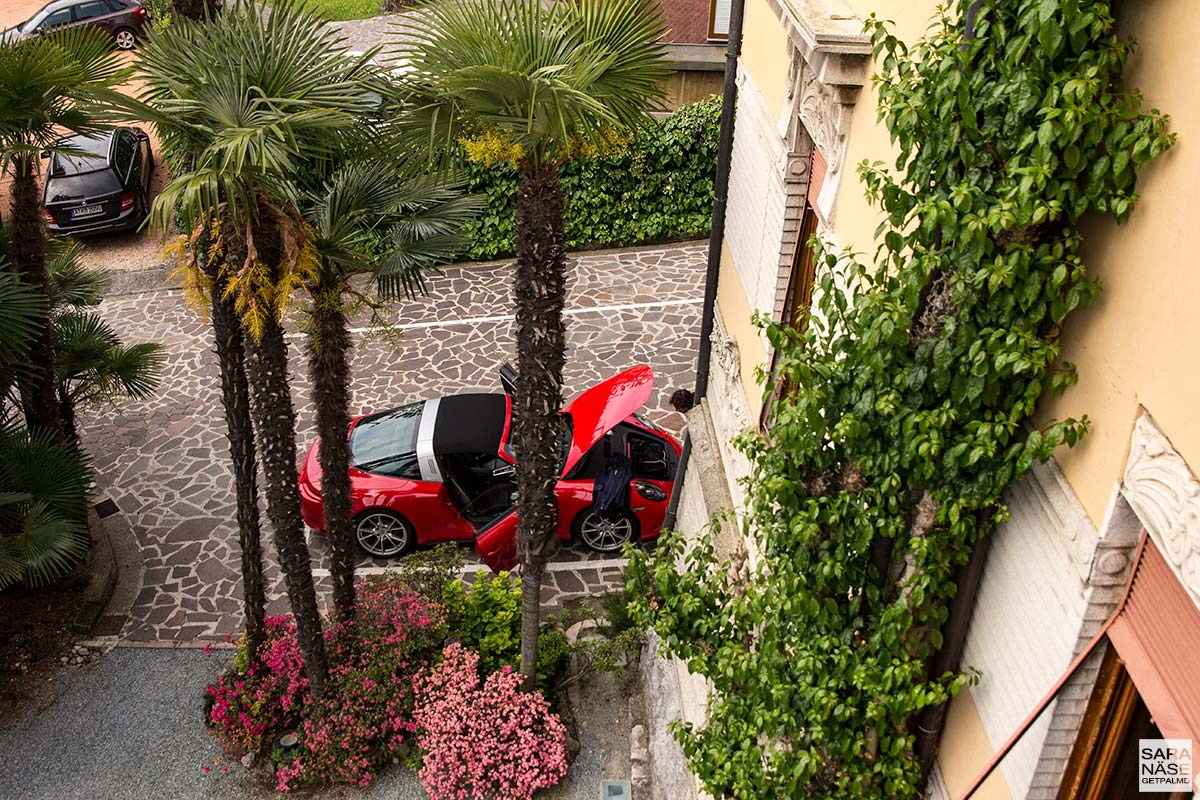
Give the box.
[443,571,570,689]
[463,96,721,260]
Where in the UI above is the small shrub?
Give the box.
[365,543,465,604]
[443,571,521,675]
[413,644,569,800]
[444,572,573,688]
[276,585,446,790]
[207,615,308,754]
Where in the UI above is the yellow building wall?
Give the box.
[719,240,769,423]
[938,689,1013,800]
[1035,0,1200,524]
[740,0,792,120]
[834,0,943,254]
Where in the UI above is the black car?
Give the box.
[41,128,154,236]
[2,0,149,50]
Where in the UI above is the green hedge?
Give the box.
[463,95,721,260]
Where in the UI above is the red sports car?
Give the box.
[298,365,681,572]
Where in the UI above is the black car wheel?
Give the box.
[113,28,136,50]
[574,507,638,553]
[354,510,414,558]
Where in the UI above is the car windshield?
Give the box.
[45,171,122,203]
[49,135,111,176]
[350,402,422,475]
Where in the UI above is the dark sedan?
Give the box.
[42,128,155,236]
[2,0,149,50]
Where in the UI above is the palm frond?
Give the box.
[0,421,92,534]
[47,238,110,310]
[0,270,44,365]
[397,0,670,162]
[0,499,90,590]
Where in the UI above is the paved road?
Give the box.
[81,243,706,645]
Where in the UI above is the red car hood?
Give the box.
[561,365,654,474]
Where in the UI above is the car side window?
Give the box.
[371,455,421,480]
[38,9,73,29]
[74,1,110,20]
[103,0,126,10]
[112,132,136,183]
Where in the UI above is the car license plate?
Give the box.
[70,204,104,218]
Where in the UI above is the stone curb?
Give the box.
[74,507,117,634]
[73,498,143,637]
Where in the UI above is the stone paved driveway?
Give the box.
[81,243,706,645]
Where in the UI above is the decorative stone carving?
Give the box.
[1121,413,1200,607]
[797,62,851,174]
[709,312,752,438]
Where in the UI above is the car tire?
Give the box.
[113,28,137,50]
[574,506,638,554]
[354,509,414,559]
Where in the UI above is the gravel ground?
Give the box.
[0,647,632,800]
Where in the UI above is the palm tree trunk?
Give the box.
[512,159,567,687]
[240,224,328,697]
[9,155,61,437]
[307,283,356,621]
[203,234,267,661]
[57,387,80,445]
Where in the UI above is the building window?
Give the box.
[759,205,819,430]
[1058,646,1191,800]
[708,0,731,40]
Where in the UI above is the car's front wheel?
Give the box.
[113,28,137,50]
[574,507,638,553]
[354,510,414,558]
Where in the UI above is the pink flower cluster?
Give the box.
[275,587,445,791]
[413,644,569,800]
[207,615,308,754]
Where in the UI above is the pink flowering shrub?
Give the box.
[413,644,569,800]
[204,584,446,791]
[206,615,308,753]
[276,585,445,790]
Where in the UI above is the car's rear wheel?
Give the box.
[113,28,137,50]
[354,510,414,558]
[574,507,638,553]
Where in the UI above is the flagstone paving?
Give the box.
[79,243,706,645]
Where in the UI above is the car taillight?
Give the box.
[120,192,136,212]
[41,208,54,223]
[134,4,147,15]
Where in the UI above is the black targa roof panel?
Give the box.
[431,394,507,455]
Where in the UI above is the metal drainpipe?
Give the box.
[664,0,745,531]
[915,530,993,783]
[692,0,746,403]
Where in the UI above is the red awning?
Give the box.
[957,534,1200,799]
[1107,538,1200,743]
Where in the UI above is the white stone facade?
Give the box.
[956,459,1098,798]
[725,64,792,323]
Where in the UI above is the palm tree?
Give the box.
[203,227,270,661]
[139,0,386,696]
[304,160,478,621]
[400,0,670,683]
[45,240,164,443]
[0,27,131,436]
[0,269,91,591]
